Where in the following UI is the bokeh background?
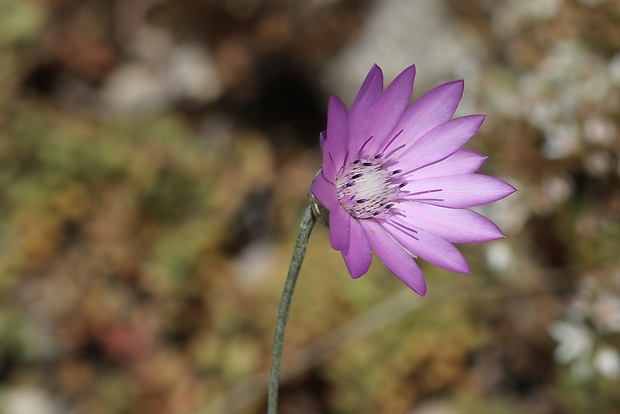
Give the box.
[1,0,620,413]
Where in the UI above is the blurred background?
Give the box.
[0,0,619,413]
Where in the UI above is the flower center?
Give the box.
[335,158,405,219]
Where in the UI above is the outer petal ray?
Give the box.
[322,96,348,181]
[365,65,416,156]
[348,65,383,155]
[382,219,471,273]
[403,149,487,180]
[329,206,350,251]
[390,80,464,149]
[360,220,427,295]
[342,218,372,278]
[398,115,485,172]
[402,174,516,208]
[310,171,339,210]
[395,202,504,243]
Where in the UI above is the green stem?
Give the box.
[267,205,316,414]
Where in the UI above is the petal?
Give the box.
[364,65,416,157]
[397,115,485,172]
[404,149,487,180]
[322,96,348,181]
[342,218,372,278]
[390,79,464,149]
[402,174,517,208]
[360,220,427,295]
[395,202,504,243]
[310,170,339,210]
[329,205,351,251]
[319,131,326,149]
[313,133,371,255]
[347,65,384,155]
[382,219,470,273]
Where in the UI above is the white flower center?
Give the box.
[335,158,404,219]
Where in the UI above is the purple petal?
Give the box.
[405,150,487,180]
[383,218,470,273]
[395,202,504,243]
[342,218,372,278]
[364,65,416,157]
[397,115,485,172]
[402,174,516,208]
[310,170,339,210]
[347,65,383,156]
[329,205,350,251]
[322,96,348,181]
[389,80,464,149]
[360,220,427,295]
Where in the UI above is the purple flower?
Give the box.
[310,64,516,296]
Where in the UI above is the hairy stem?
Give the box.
[267,205,316,414]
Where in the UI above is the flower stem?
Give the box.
[267,205,316,414]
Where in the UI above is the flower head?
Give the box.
[310,64,515,295]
